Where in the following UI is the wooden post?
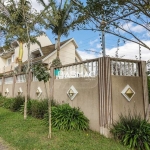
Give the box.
[98,57,112,137]
[1,76,4,95]
[141,61,149,120]
[12,74,16,97]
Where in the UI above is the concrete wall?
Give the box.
[0,76,50,100]
[2,83,13,97]
[30,81,50,100]
[53,77,100,132]
[112,76,145,121]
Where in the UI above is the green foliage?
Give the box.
[20,99,48,119]
[44,104,89,130]
[30,100,48,119]
[0,107,130,150]
[148,76,150,103]
[0,0,43,46]
[51,58,62,67]
[32,63,50,83]
[10,96,24,111]
[3,97,14,109]
[110,113,150,150]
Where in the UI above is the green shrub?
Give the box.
[30,100,48,119]
[0,96,6,107]
[20,99,48,119]
[3,97,14,109]
[11,96,24,112]
[110,113,150,150]
[148,76,150,103]
[44,104,89,130]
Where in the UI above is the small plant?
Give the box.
[20,99,48,119]
[44,104,89,130]
[3,97,14,109]
[11,96,24,111]
[30,100,48,119]
[110,113,150,150]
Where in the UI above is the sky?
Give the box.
[3,0,150,64]
[30,0,150,63]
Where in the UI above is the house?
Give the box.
[0,34,82,73]
[0,34,83,99]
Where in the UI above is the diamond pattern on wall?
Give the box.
[67,86,78,100]
[121,85,135,101]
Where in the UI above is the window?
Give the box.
[7,57,11,65]
[31,49,43,59]
[33,74,38,82]
[11,54,14,62]
[5,77,13,84]
[16,74,26,83]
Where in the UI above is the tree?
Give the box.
[37,0,84,66]
[77,0,150,50]
[32,63,51,138]
[0,0,43,119]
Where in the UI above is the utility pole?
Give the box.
[101,21,106,57]
[139,44,141,60]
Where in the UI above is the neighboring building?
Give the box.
[0,34,82,73]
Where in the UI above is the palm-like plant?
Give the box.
[0,0,42,65]
[37,0,83,63]
[0,0,43,120]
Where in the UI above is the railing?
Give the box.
[110,58,140,76]
[4,76,13,84]
[54,58,99,79]
[16,74,26,83]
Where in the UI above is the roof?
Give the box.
[23,38,72,65]
[41,38,71,56]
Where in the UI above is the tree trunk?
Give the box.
[24,73,28,119]
[56,34,61,59]
[48,67,54,139]
[24,42,30,120]
[44,82,48,99]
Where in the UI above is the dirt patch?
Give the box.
[0,138,13,150]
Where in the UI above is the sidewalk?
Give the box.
[0,138,11,150]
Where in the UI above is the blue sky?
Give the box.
[36,0,150,62]
[2,0,149,62]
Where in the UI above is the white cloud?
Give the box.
[77,49,100,60]
[120,22,145,34]
[89,39,98,46]
[106,40,150,61]
[31,0,49,12]
[96,43,101,48]
[78,41,150,62]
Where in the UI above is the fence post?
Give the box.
[12,74,16,97]
[1,76,4,95]
[98,57,112,137]
[141,61,149,120]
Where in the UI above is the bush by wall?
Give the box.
[11,96,24,111]
[44,104,89,130]
[110,113,150,150]
[20,99,48,119]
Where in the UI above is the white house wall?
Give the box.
[0,58,7,73]
[43,41,76,66]
[59,42,76,64]
[14,35,52,63]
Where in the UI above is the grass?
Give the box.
[0,107,130,150]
